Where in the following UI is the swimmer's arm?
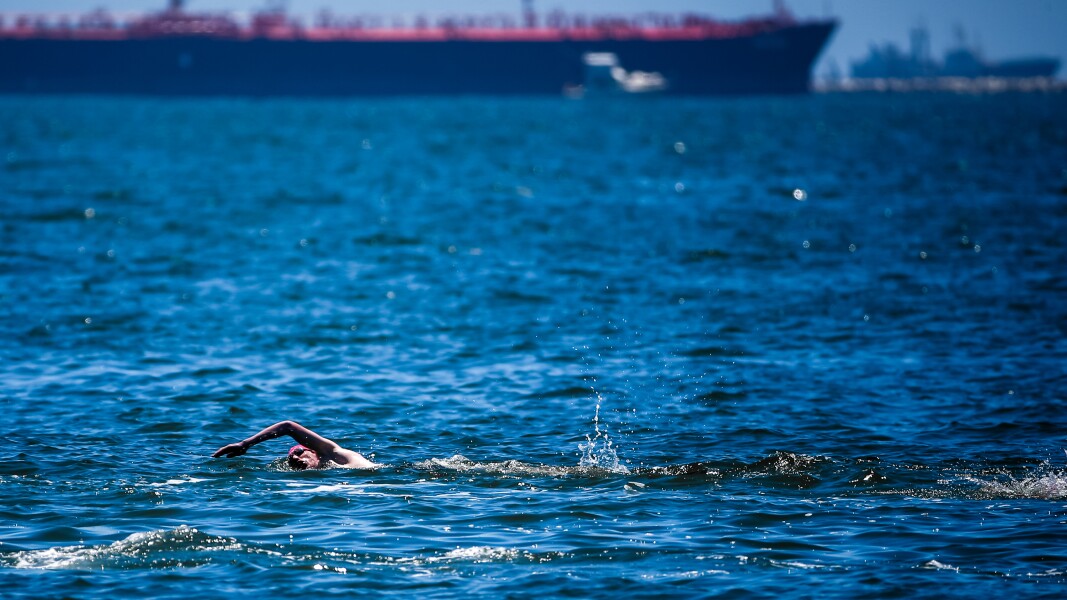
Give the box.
[211,421,341,459]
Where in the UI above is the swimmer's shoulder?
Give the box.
[332,447,378,469]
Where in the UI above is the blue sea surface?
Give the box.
[1,93,1066,598]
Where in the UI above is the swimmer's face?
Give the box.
[287,447,320,470]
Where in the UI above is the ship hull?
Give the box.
[0,22,835,96]
[983,58,1060,79]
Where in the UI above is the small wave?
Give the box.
[2,526,241,571]
[848,469,888,485]
[920,559,959,572]
[716,451,831,490]
[744,451,829,475]
[523,386,593,400]
[280,482,363,495]
[412,454,837,483]
[770,559,838,571]
[390,545,563,567]
[277,482,405,499]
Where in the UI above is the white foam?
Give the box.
[962,471,1067,500]
[414,455,576,477]
[147,477,208,488]
[386,545,550,567]
[436,546,522,563]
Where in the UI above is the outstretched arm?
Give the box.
[212,421,342,459]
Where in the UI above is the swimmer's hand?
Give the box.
[212,442,247,458]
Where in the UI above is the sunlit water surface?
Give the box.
[1,93,1066,598]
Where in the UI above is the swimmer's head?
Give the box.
[287,444,320,470]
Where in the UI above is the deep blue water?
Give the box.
[1,93,1066,598]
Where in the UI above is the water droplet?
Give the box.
[106,249,115,258]
[960,236,969,245]
[973,244,981,253]
[447,245,457,254]
[919,251,927,259]
[361,139,372,150]
[299,238,308,247]
[84,208,96,219]
[674,182,685,193]
[863,314,870,321]
[802,240,810,249]
[84,317,92,325]
[921,286,928,294]
[469,248,483,256]
[678,297,685,305]
[792,188,807,201]
[673,141,686,154]
[260,228,269,237]
[386,291,396,300]
[848,244,856,253]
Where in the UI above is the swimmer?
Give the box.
[212,420,377,470]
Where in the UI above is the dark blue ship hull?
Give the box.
[0,22,835,96]
[983,58,1060,79]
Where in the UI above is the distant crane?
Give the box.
[772,0,795,23]
[522,0,536,28]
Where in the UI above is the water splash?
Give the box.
[414,455,574,477]
[578,391,629,474]
[961,471,1067,500]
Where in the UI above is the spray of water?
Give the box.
[577,390,629,474]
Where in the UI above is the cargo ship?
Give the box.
[0,1,837,97]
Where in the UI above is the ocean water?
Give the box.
[1,92,1065,598]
